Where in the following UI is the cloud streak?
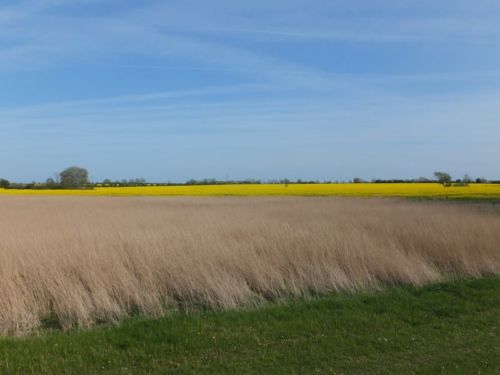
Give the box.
[0,0,499,181]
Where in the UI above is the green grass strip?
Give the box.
[1,277,499,374]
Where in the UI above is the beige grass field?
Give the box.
[1,196,499,335]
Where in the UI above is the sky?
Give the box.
[1,0,500,182]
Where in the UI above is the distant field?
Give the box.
[1,183,500,198]
[1,196,499,336]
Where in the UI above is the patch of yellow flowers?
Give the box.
[1,183,500,199]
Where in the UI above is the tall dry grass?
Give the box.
[0,196,499,335]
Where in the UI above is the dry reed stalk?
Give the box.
[0,196,499,335]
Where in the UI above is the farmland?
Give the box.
[1,182,500,199]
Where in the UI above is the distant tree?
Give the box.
[415,177,431,183]
[0,178,10,189]
[462,174,472,186]
[52,173,61,184]
[352,177,364,183]
[202,178,217,185]
[46,177,57,187]
[129,178,147,186]
[59,166,89,188]
[433,171,452,186]
[102,178,112,186]
[475,177,487,183]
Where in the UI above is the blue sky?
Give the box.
[1,0,499,182]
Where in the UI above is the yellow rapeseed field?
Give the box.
[1,183,500,198]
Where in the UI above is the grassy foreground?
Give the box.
[1,183,500,199]
[1,277,499,374]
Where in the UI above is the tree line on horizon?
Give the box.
[0,167,496,190]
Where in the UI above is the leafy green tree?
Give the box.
[0,178,9,188]
[433,171,452,186]
[46,178,57,187]
[59,167,89,188]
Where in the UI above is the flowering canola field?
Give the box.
[1,183,500,199]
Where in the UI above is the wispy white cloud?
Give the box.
[2,0,500,76]
[126,0,500,44]
[2,86,499,180]
[0,84,273,114]
[1,0,500,180]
